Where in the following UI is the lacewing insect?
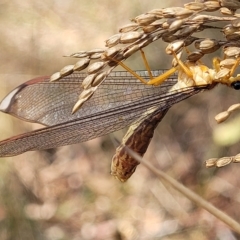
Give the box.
[1,46,240,181]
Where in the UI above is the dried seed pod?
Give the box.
[89,53,102,59]
[194,38,220,54]
[220,0,240,10]
[174,8,194,18]
[233,154,240,162]
[187,51,204,62]
[216,157,232,167]
[184,2,205,11]
[184,36,198,46]
[169,19,183,32]
[72,88,97,113]
[107,51,124,65]
[162,20,171,29]
[205,158,218,168]
[101,47,120,60]
[204,1,221,11]
[228,103,240,112]
[222,24,237,36]
[166,40,184,55]
[73,58,90,71]
[191,14,212,23]
[120,31,144,44]
[88,48,104,54]
[79,87,96,100]
[177,25,198,38]
[215,68,230,79]
[224,46,240,57]
[152,34,163,42]
[134,13,157,26]
[215,111,230,123]
[87,62,106,74]
[219,58,236,69]
[147,9,163,18]
[162,7,193,18]
[162,8,177,18]
[162,33,178,43]
[206,155,240,168]
[225,32,240,41]
[123,45,140,58]
[105,33,121,47]
[150,19,163,26]
[119,23,139,33]
[105,67,115,76]
[50,72,61,82]
[220,7,234,15]
[72,99,86,113]
[81,74,97,89]
[222,24,240,41]
[194,39,209,50]
[138,37,154,48]
[232,19,240,27]
[67,51,88,58]
[142,25,159,33]
[60,65,74,77]
[215,103,240,123]
[91,72,107,87]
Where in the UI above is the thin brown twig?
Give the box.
[123,145,240,234]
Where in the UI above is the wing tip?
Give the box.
[0,76,50,113]
[0,86,22,113]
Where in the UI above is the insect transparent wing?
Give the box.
[0,70,178,126]
[0,83,207,157]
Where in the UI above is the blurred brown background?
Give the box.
[0,0,240,239]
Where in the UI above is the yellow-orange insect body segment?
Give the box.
[170,62,216,92]
[168,51,240,89]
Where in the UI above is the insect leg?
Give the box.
[170,51,193,78]
[147,50,196,86]
[217,57,240,84]
[144,66,177,85]
[139,49,153,79]
[148,48,195,88]
[106,54,149,84]
[105,50,178,86]
[228,57,240,78]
